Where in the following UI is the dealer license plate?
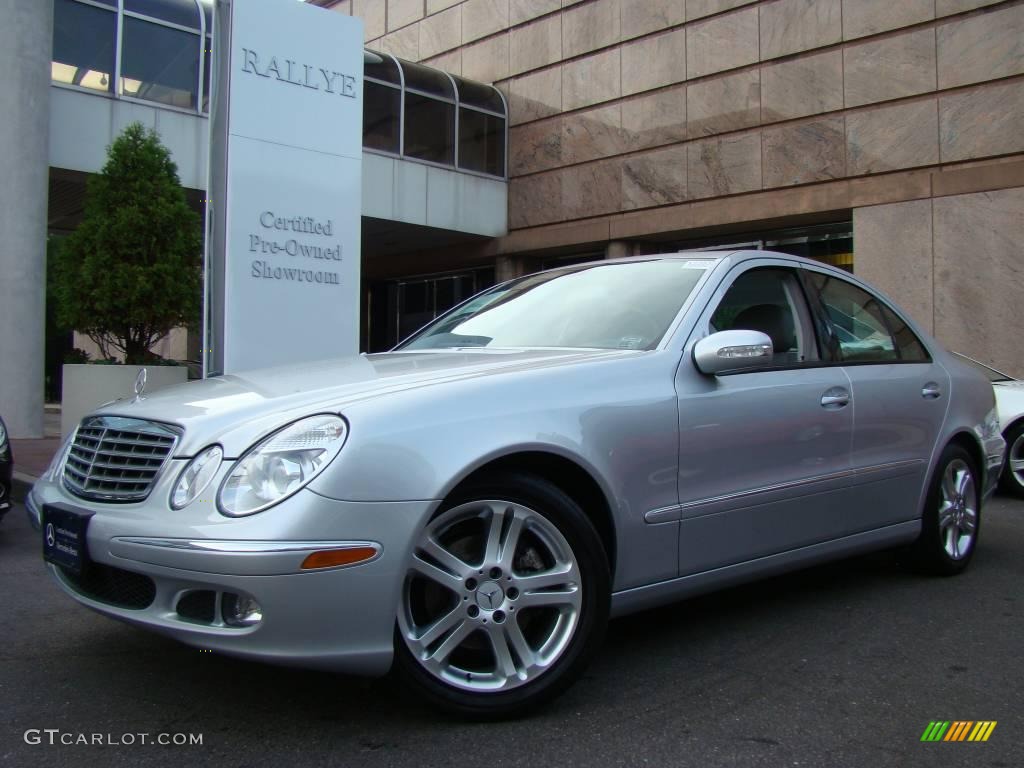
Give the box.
[42,504,94,575]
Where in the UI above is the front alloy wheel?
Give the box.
[395,473,609,717]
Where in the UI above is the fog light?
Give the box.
[222,592,262,627]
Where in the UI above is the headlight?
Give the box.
[170,445,223,510]
[0,418,7,449]
[217,414,348,517]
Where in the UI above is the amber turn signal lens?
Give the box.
[301,546,379,570]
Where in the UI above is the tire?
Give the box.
[901,444,981,576]
[998,422,1024,498]
[394,471,610,719]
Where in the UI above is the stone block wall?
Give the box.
[326,0,1024,234]
[323,0,1024,372]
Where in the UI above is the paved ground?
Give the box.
[9,408,62,491]
[1,496,1021,768]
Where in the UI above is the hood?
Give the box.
[93,349,632,455]
[994,379,1024,391]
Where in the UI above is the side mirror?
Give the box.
[693,330,773,375]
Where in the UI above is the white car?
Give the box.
[956,354,1024,497]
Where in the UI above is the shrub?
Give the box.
[53,122,202,364]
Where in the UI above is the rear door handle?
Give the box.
[922,382,942,399]
[821,387,850,409]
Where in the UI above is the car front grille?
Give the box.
[63,416,181,502]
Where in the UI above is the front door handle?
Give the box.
[821,387,850,409]
[922,382,942,400]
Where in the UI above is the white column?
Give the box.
[495,256,527,283]
[604,241,634,260]
[0,0,52,437]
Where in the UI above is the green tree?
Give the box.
[53,122,202,364]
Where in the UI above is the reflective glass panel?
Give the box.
[52,0,116,94]
[458,108,504,176]
[399,60,454,99]
[364,50,400,84]
[401,260,714,351]
[453,76,505,113]
[404,93,454,164]
[398,281,432,341]
[363,81,401,153]
[126,0,201,29]
[806,273,898,363]
[121,17,200,109]
[711,268,819,366]
[879,305,929,362]
[202,36,212,112]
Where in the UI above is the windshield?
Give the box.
[953,352,1014,382]
[399,259,715,351]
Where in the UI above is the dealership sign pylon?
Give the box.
[204,0,363,375]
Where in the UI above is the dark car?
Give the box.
[0,415,11,519]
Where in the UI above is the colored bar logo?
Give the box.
[921,721,997,742]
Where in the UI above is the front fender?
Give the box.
[307,352,684,591]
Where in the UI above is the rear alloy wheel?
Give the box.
[998,422,1024,498]
[395,473,609,718]
[902,445,980,575]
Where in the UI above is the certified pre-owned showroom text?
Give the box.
[24,729,203,746]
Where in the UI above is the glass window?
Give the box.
[399,60,455,99]
[404,93,454,164]
[435,275,478,316]
[458,108,505,176]
[711,268,818,366]
[766,231,854,273]
[121,16,200,109]
[125,0,201,29]
[453,76,505,113]
[806,273,899,363]
[363,81,401,153]
[879,305,930,362]
[52,0,116,94]
[368,270,494,352]
[367,281,398,352]
[398,281,433,341]
[364,49,400,85]
[400,260,713,351]
[202,36,212,112]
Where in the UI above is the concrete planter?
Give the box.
[61,364,188,437]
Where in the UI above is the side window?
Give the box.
[804,272,928,363]
[879,304,930,362]
[710,268,819,367]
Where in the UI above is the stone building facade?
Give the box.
[322,0,1024,375]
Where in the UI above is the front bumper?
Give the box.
[982,433,1005,501]
[28,477,437,676]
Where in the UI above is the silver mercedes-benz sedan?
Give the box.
[28,251,1004,717]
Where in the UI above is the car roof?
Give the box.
[557,249,838,272]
